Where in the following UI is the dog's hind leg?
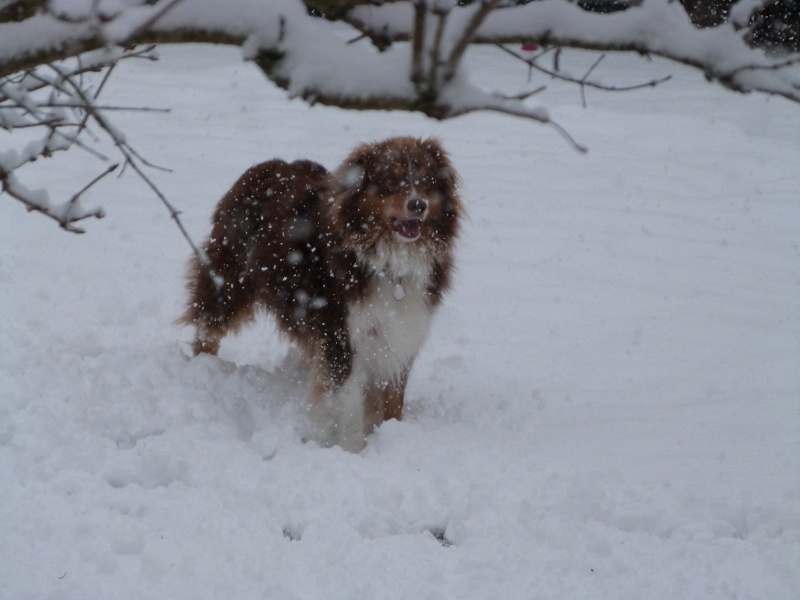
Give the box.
[191,323,224,356]
[180,257,256,356]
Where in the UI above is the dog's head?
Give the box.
[327,137,461,258]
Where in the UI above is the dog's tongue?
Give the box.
[393,218,421,239]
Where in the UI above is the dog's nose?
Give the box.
[407,198,428,216]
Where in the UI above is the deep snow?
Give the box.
[1,43,799,600]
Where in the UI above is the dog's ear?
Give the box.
[332,161,365,196]
[326,150,370,236]
[331,143,377,198]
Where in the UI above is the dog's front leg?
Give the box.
[308,367,367,453]
[331,366,368,453]
[306,327,369,453]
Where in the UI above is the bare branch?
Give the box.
[496,86,547,101]
[61,162,118,224]
[1,103,170,111]
[1,52,154,236]
[0,167,107,233]
[40,61,218,284]
[496,43,673,106]
[448,100,587,154]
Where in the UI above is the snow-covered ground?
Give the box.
[1,43,799,600]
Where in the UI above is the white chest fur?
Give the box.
[310,245,437,453]
[347,272,434,382]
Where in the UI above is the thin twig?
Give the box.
[346,32,369,45]
[64,162,118,216]
[92,58,116,100]
[0,46,157,100]
[448,101,587,153]
[497,44,672,99]
[0,171,106,233]
[497,86,547,101]
[0,103,170,112]
[579,54,605,108]
[47,62,218,283]
[1,75,110,161]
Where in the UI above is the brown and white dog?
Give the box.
[179,137,462,452]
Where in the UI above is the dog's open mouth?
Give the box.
[391,217,422,240]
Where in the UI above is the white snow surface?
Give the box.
[1,44,799,599]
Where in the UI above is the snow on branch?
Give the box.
[0,164,110,233]
[349,0,800,103]
[2,0,800,235]
[240,0,582,148]
[0,45,162,232]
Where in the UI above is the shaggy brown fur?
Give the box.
[179,137,462,451]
